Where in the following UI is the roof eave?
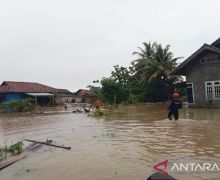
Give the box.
[171,44,220,76]
[211,37,220,47]
[171,69,186,76]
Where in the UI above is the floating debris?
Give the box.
[24,139,71,150]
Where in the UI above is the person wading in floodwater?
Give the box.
[167,92,182,120]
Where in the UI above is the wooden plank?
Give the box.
[0,142,40,170]
[24,139,71,150]
[0,140,53,171]
[0,151,28,170]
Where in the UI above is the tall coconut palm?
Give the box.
[144,44,182,82]
[132,42,156,79]
[132,42,156,59]
[133,42,182,82]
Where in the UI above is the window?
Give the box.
[205,81,220,99]
[200,56,220,64]
[214,82,220,98]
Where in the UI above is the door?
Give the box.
[186,83,194,103]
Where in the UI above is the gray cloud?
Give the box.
[0,0,219,91]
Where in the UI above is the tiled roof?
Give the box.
[74,89,92,96]
[56,89,73,94]
[0,81,68,93]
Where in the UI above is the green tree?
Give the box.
[132,42,182,101]
[133,42,181,82]
[87,84,102,99]
[110,65,132,87]
[132,42,156,80]
[93,41,183,104]
[100,78,129,104]
[132,42,156,59]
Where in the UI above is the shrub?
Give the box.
[0,141,23,160]
[6,98,35,113]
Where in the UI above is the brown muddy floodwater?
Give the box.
[0,105,220,180]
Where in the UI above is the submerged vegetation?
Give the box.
[0,141,23,160]
[2,98,35,113]
[89,42,185,104]
[89,108,112,117]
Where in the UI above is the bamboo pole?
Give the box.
[23,139,71,150]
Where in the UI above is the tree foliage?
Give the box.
[100,77,129,104]
[89,41,184,104]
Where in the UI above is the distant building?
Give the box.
[74,89,97,104]
[0,81,73,106]
[172,38,220,107]
[55,89,75,104]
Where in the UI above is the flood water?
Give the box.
[0,104,220,180]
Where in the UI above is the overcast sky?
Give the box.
[0,0,219,92]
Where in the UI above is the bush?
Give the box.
[6,98,35,113]
[100,78,129,104]
[0,141,23,160]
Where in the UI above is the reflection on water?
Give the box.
[0,105,220,180]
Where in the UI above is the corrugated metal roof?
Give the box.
[26,93,54,97]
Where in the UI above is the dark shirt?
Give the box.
[168,100,182,112]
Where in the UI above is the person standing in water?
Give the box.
[167,92,182,120]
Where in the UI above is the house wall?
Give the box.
[70,95,97,104]
[74,96,82,103]
[3,93,26,102]
[185,52,220,107]
[55,96,75,104]
[0,93,52,106]
[85,96,97,104]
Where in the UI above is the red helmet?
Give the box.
[172,92,180,98]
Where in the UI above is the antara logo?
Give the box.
[153,160,169,175]
[153,160,220,175]
[171,163,220,172]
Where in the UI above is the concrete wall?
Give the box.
[72,96,82,103]
[55,96,76,104]
[55,95,87,104]
[185,52,220,107]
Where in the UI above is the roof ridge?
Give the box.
[4,81,39,84]
[172,44,220,75]
[4,81,56,87]
[211,37,220,46]
[0,81,59,93]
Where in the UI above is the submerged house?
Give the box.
[0,81,72,106]
[55,89,75,104]
[172,38,220,107]
[74,89,97,103]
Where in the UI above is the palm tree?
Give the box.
[132,42,182,82]
[132,42,156,59]
[144,44,182,82]
[132,42,156,79]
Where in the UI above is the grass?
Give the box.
[0,141,23,160]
